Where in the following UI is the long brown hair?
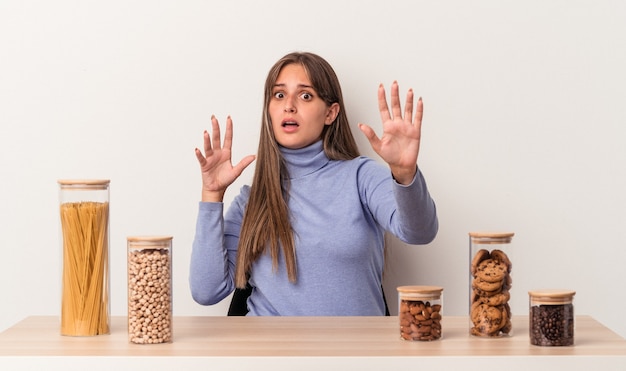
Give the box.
[235,52,360,288]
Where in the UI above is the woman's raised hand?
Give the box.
[358,81,423,185]
[195,115,256,202]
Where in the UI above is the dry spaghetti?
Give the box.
[60,201,110,336]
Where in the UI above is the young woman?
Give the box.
[190,52,438,315]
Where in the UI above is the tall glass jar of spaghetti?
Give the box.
[58,179,110,336]
[127,236,173,344]
[469,232,514,337]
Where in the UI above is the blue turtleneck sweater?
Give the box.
[190,141,438,315]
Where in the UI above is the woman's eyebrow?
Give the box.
[273,83,314,89]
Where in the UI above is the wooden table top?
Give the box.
[1,315,625,358]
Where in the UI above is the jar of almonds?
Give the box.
[397,285,443,341]
[529,289,576,346]
[469,232,514,337]
[127,236,173,344]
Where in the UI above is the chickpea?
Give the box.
[128,249,172,344]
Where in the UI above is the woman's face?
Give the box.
[268,63,339,149]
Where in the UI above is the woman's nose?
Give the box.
[284,97,296,113]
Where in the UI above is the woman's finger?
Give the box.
[378,84,391,123]
[222,116,233,151]
[390,81,402,120]
[195,147,207,164]
[211,115,222,152]
[413,97,424,128]
[358,123,381,153]
[203,129,212,155]
[404,89,414,124]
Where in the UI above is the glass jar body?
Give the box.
[469,232,514,337]
[529,290,575,346]
[127,236,173,344]
[397,286,443,341]
[58,179,110,336]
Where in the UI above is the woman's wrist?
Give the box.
[390,165,417,186]
[201,189,225,203]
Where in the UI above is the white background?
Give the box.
[1,0,625,339]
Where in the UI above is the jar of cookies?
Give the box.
[469,232,514,337]
[529,289,575,346]
[127,236,173,344]
[397,286,443,341]
[58,179,110,336]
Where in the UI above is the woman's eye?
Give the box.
[274,92,284,99]
[300,92,313,100]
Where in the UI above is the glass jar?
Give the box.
[127,236,173,344]
[397,285,443,341]
[469,232,514,337]
[529,289,575,346]
[58,179,110,336]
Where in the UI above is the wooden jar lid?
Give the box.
[529,289,576,304]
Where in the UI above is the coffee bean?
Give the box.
[530,304,574,346]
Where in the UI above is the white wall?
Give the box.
[1,0,625,339]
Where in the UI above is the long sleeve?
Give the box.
[391,167,439,244]
[189,202,236,305]
[358,161,438,245]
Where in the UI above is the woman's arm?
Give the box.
[189,116,255,305]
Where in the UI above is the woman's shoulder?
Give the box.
[334,154,381,168]
[227,184,252,209]
[351,155,389,175]
[234,184,252,202]
[330,156,391,185]
[224,184,251,220]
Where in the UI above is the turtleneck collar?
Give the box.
[280,140,330,179]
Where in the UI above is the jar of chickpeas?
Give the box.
[127,236,173,344]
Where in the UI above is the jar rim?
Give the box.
[58,179,110,185]
[128,237,172,250]
[469,231,514,238]
[529,289,575,304]
[528,289,576,298]
[127,236,173,242]
[397,285,443,294]
[469,231,514,244]
[58,179,110,191]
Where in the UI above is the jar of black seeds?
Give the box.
[528,289,576,346]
